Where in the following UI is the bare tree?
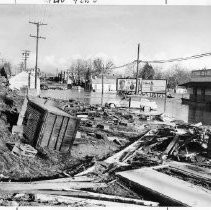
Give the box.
[123,62,136,78]
[69,59,85,85]
[92,58,114,77]
[92,58,114,94]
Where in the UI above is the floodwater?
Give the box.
[40,89,211,125]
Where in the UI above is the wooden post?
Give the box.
[135,43,140,95]
[129,97,131,108]
[102,73,104,95]
[164,80,167,113]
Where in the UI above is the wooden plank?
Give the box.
[163,134,179,155]
[54,116,65,149]
[105,130,151,164]
[60,117,80,152]
[35,176,95,183]
[0,182,107,192]
[40,113,56,147]
[47,115,57,147]
[59,117,70,151]
[76,129,150,177]
[34,193,144,207]
[117,167,211,207]
[48,115,63,149]
[32,189,159,206]
[16,189,158,206]
[169,161,211,184]
[56,117,69,150]
[36,112,48,147]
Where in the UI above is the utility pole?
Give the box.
[101,72,104,95]
[22,50,30,72]
[29,21,47,89]
[135,43,140,95]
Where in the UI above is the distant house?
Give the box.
[180,69,211,103]
[92,78,116,92]
[9,71,40,95]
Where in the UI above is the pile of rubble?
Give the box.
[53,97,211,166]
[1,88,211,206]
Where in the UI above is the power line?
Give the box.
[29,21,47,89]
[110,61,136,70]
[108,51,211,71]
[141,52,211,64]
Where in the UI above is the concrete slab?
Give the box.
[117,167,211,207]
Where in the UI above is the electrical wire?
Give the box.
[109,51,211,70]
[110,60,136,70]
[141,52,211,64]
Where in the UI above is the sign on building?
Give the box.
[117,78,142,92]
[141,79,167,94]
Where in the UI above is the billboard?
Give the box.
[117,78,142,92]
[141,79,167,93]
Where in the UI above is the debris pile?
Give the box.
[0,87,211,206]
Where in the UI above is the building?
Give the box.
[180,69,211,103]
[175,86,187,94]
[92,78,116,92]
[23,98,80,152]
[9,71,40,95]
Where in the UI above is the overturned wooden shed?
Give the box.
[23,98,80,152]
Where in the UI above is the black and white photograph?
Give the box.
[0,0,211,208]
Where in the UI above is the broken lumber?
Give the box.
[169,161,211,184]
[0,181,107,192]
[18,189,159,206]
[79,125,140,138]
[117,167,211,206]
[35,176,95,183]
[163,134,179,156]
[34,193,144,207]
[75,129,151,176]
[105,129,152,164]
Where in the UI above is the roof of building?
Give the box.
[29,97,75,118]
[192,69,211,72]
[179,81,211,88]
[92,78,116,84]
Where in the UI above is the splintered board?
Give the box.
[116,163,211,207]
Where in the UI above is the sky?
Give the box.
[1,4,211,74]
